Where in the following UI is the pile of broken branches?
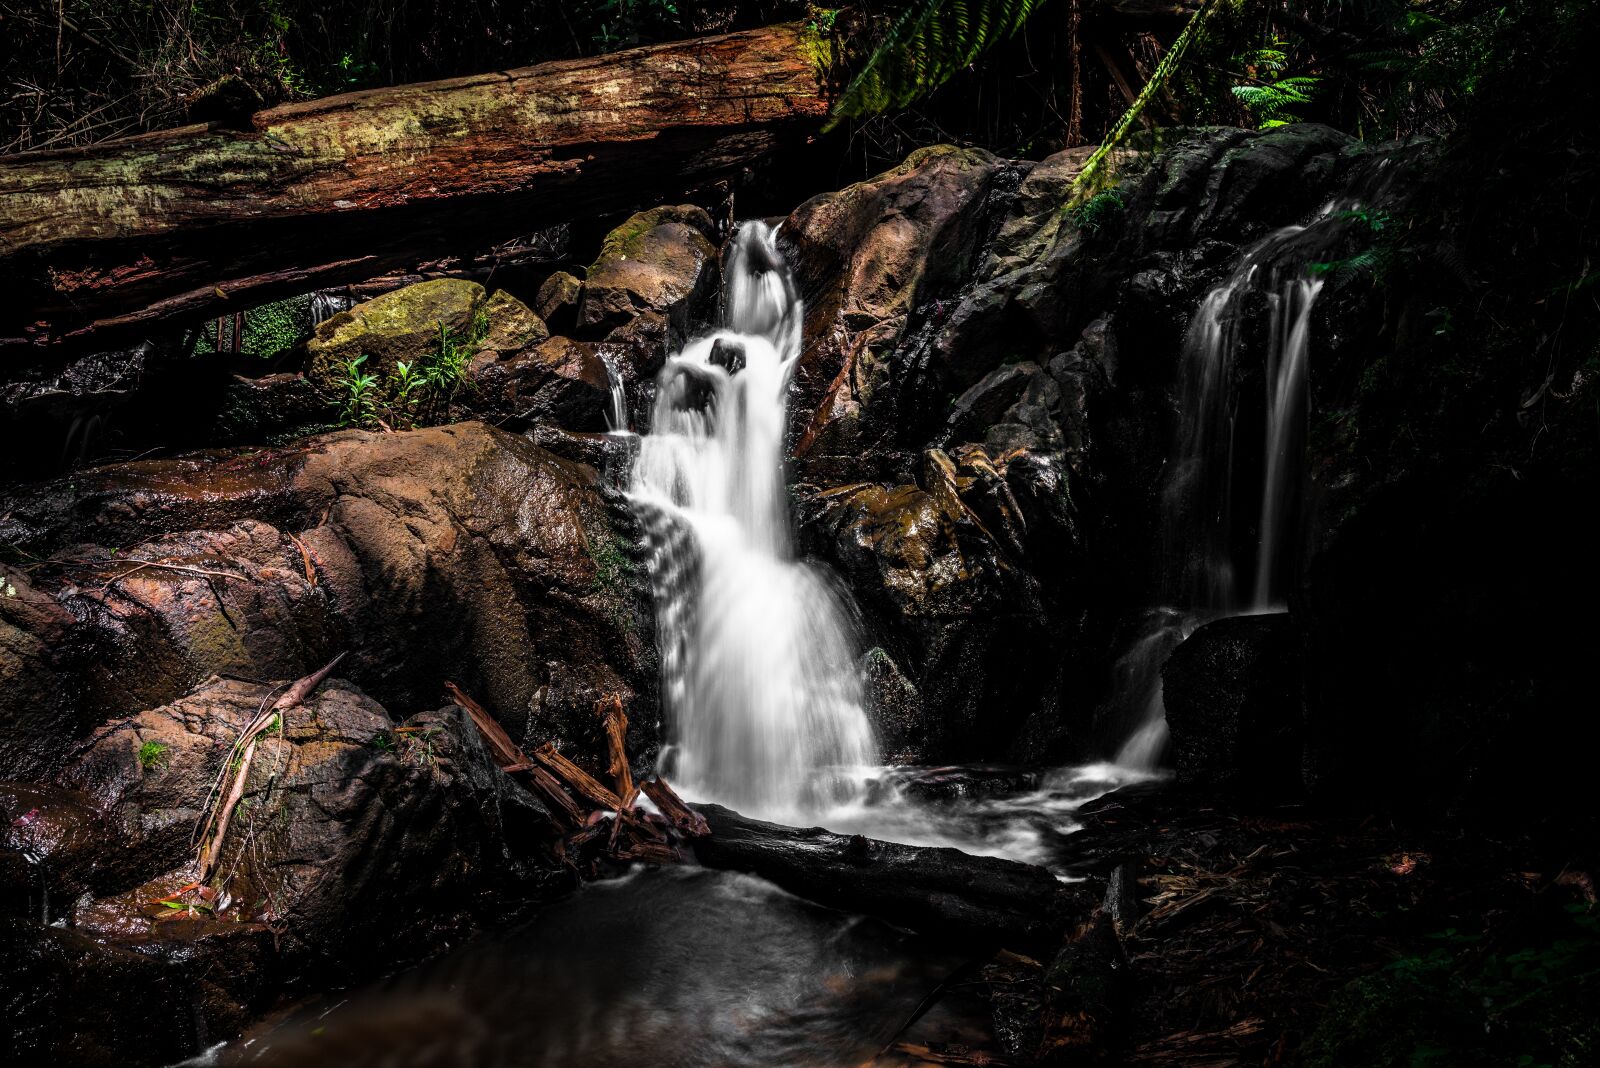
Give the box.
[446,684,709,874]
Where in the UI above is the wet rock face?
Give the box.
[0,783,108,921]
[786,128,1364,765]
[798,468,1052,762]
[468,334,612,432]
[1,918,231,1068]
[783,144,1009,479]
[58,677,563,971]
[1161,613,1303,797]
[0,422,656,780]
[577,204,719,340]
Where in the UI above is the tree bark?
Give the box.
[0,22,831,354]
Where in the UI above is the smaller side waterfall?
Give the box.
[1254,274,1324,609]
[630,223,877,821]
[1113,209,1338,769]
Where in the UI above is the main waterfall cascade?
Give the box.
[1113,210,1336,768]
[628,222,878,821]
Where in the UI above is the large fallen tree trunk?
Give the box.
[0,22,831,354]
[691,804,1094,955]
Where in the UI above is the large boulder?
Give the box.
[797,454,1051,761]
[784,145,1011,479]
[1161,612,1303,796]
[468,334,613,431]
[2,674,566,1067]
[577,205,719,339]
[305,278,487,391]
[0,422,656,781]
[58,676,563,973]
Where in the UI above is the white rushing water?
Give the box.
[1112,213,1333,769]
[629,222,877,822]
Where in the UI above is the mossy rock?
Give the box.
[476,290,549,359]
[577,205,718,335]
[306,278,487,392]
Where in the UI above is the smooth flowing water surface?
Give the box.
[222,868,964,1068]
[629,222,876,822]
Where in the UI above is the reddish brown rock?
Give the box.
[0,422,655,780]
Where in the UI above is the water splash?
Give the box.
[630,222,877,820]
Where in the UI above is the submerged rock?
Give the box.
[0,918,235,1068]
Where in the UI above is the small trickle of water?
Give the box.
[1112,208,1339,768]
[309,291,354,326]
[630,223,877,821]
[597,349,629,433]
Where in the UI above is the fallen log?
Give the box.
[0,21,832,354]
[690,804,1094,955]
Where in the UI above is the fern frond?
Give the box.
[827,0,1050,128]
[1071,0,1219,196]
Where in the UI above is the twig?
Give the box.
[195,653,346,882]
[102,559,245,590]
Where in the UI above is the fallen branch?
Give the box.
[451,683,703,872]
[532,743,623,812]
[641,777,711,839]
[101,559,246,590]
[598,694,633,799]
[195,652,346,882]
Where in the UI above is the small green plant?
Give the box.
[1066,189,1126,233]
[370,732,396,753]
[807,6,840,34]
[335,354,379,427]
[588,529,636,634]
[397,726,443,766]
[1231,41,1320,128]
[137,740,170,771]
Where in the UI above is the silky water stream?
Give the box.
[204,223,1178,1067]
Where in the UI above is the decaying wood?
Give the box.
[691,803,1088,955]
[533,743,624,812]
[641,777,711,838]
[452,684,699,871]
[445,680,523,769]
[598,695,633,799]
[0,21,833,353]
[196,652,346,881]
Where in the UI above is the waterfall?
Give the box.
[629,222,877,820]
[1113,213,1333,768]
[309,290,354,325]
[1254,274,1323,609]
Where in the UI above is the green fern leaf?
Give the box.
[1071,0,1219,194]
[827,0,1051,127]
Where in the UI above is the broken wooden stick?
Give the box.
[641,777,711,839]
[450,684,708,872]
[196,651,346,881]
[532,743,623,812]
[445,680,524,769]
[598,694,633,800]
